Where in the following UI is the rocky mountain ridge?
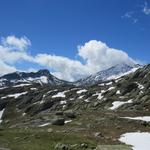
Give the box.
[0,63,140,88]
[75,63,140,85]
[0,69,69,87]
[0,64,150,150]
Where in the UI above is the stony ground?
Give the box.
[1,65,150,149]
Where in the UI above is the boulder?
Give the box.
[51,117,65,125]
[64,110,76,118]
[121,82,138,95]
[55,143,70,150]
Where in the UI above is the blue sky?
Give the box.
[0,0,150,81]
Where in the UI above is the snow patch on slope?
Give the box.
[1,92,28,99]
[76,89,87,94]
[52,91,66,98]
[0,109,5,123]
[107,67,139,80]
[109,99,133,110]
[13,83,31,87]
[119,132,150,150]
[122,116,150,122]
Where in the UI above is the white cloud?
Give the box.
[0,36,33,64]
[78,40,135,73]
[1,35,31,51]
[143,2,150,15]
[33,40,135,81]
[0,60,16,76]
[0,36,32,75]
[34,54,89,81]
[0,35,136,81]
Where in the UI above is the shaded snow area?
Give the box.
[76,89,87,94]
[98,83,105,86]
[39,76,48,84]
[135,82,144,90]
[39,122,51,127]
[78,95,84,99]
[39,94,47,104]
[92,92,103,100]
[47,89,58,94]
[52,91,66,98]
[115,78,122,83]
[116,90,121,94]
[1,92,28,99]
[0,79,7,87]
[105,82,112,86]
[27,76,48,84]
[97,93,103,100]
[108,87,115,91]
[119,132,150,150]
[0,109,5,123]
[0,86,7,90]
[92,89,107,99]
[122,116,150,122]
[65,120,72,124]
[13,83,31,87]
[60,100,67,105]
[109,99,132,110]
[30,88,37,91]
[107,67,139,81]
[84,99,90,103]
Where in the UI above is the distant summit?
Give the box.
[0,69,68,87]
[75,63,141,85]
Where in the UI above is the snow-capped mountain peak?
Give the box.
[75,63,141,85]
[0,69,68,87]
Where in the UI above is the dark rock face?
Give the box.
[1,69,51,81]
[0,69,68,87]
[51,117,65,125]
[0,100,8,110]
[121,82,138,95]
[64,110,76,119]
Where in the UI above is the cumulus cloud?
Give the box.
[34,54,89,81]
[78,40,135,73]
[0,36,33,64]
[0,60,16,75]
[33,40,135,81]
[2,35,31,51]
[0,35,136,81]
[143,2,150,15]
[0,36,32,74]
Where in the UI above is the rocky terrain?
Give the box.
[0,64,150,150]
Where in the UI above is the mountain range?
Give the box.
[1,63,150,150]
[0,63,140,88]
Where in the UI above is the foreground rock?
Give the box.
[51,117,65,125]
[55,143,70,150]
[64,110,76,119]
